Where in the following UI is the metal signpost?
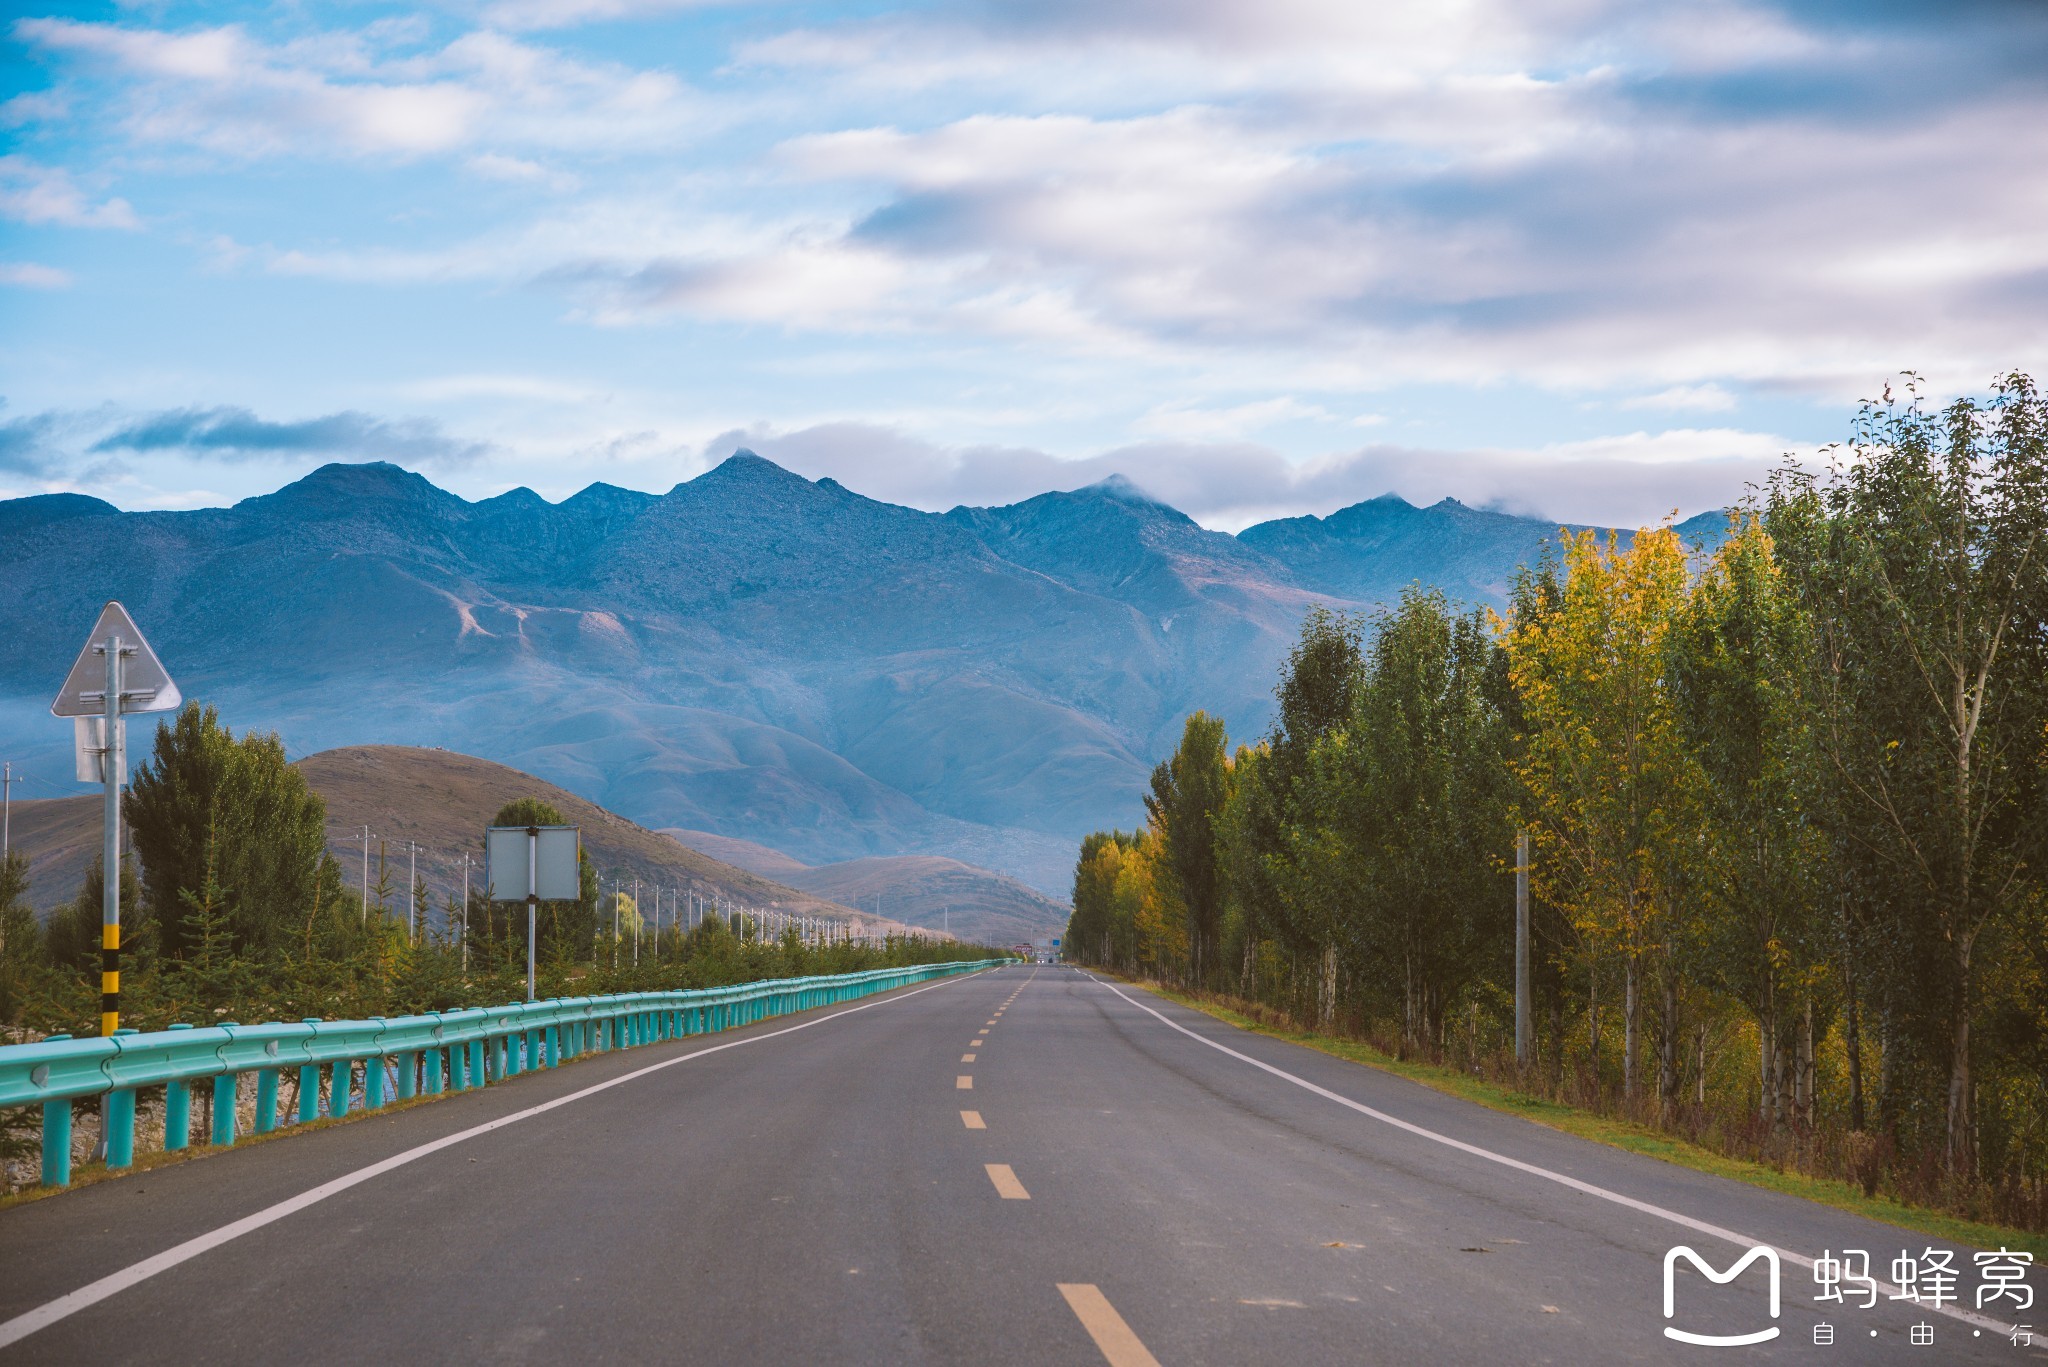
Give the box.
[486,824,579,1002]
[51,602,181,1040]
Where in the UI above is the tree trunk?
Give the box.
[1843,911,1865,1132]
[1623,955,1639,1101]
[1947,931,1976,1179]
[1800,997,1815,1129]
[1694,1022,1708,1105]
[1588,964,1600,1084]
[1658,975,1678,1121]
[1319,943,1338,1030]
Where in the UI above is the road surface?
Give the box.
[1,965,2041,1364]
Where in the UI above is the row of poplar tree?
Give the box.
[0,706,989,1039]
[1065,375,2047,1208]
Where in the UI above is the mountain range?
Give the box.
[0,454,1726,894]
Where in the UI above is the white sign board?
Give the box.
[74,717,114,783]
[51,601,181,718]
[486,825,581,901]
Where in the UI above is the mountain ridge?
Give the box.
[0,453,1730,894]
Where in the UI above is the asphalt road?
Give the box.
[0,965,2041,1365]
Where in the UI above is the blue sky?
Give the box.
[2,0,2044,528]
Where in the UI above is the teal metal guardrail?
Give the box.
[0,959,1003,1188]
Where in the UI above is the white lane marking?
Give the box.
[1093,977,2016,1335]
[0,970,998,1351]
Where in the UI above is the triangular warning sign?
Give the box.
[50,601,182,718]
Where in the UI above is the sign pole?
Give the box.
[1515,829,1531,1067]
[100,633,124,1038]
[526,825,539,1003]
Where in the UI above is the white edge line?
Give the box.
[1094,976,2018,1335]
[0,968,996,1351]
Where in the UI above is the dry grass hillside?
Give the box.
[11,746,919,936]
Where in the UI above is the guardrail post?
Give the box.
[367,1055,388,1107]
[37,1034,76,1187]
[106,1086,136,1169]
[42,1096,73,1187]
[397,1050,418,1100]
[212,1068,237,1146]
[298,1020,323,1121]
[163,1023,195,1151]
[105,1027,139,1169]
[255,1067,279,1133]
[424,1047,444,1094]
[330,1060,352,1118]
[468,1039,485,1087]
[298,1061,321,1121]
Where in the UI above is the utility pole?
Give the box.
[612,877,620,969]
[360,824,372,924]
[408,839,418,943]
[1515,829,1531,1068]
[460,851,473,971]
[2,761,13,861]
[632,877,641,965]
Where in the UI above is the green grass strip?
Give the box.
[1143,982,2047,1260]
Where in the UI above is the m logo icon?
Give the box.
[1663,1245,1781,1346]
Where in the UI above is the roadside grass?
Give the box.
[1134,978,2048,1261]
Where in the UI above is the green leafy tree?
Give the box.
[1143,712,1232,988]
[1667,515,1829,1129]
[0,852,41,1022]
[1767,373,2048,1177]
[126,703,337,961]
[46,855,141,976]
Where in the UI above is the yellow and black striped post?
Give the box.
[101,922,120,1037]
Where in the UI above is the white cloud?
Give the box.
[16,19,706,161]
[1618,383,1738,412]
[0,261,73,288]
[0,157,140,229]
[703,417,1794,530]
[1135,396,1336,440]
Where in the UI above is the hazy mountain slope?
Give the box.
[1241,497,1733,605]
[663,829,810,878]
[665,830,1068,945]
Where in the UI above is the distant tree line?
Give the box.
[1066,375,2048,1228]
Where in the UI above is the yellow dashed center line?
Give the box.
[961,1110,985,1130]
[985,1164,1030,1199]
[957,1075,973,1090]
[962,1053,977,1062]
[1058,1284,1160,1367]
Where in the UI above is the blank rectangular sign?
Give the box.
[485,825,581,901]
